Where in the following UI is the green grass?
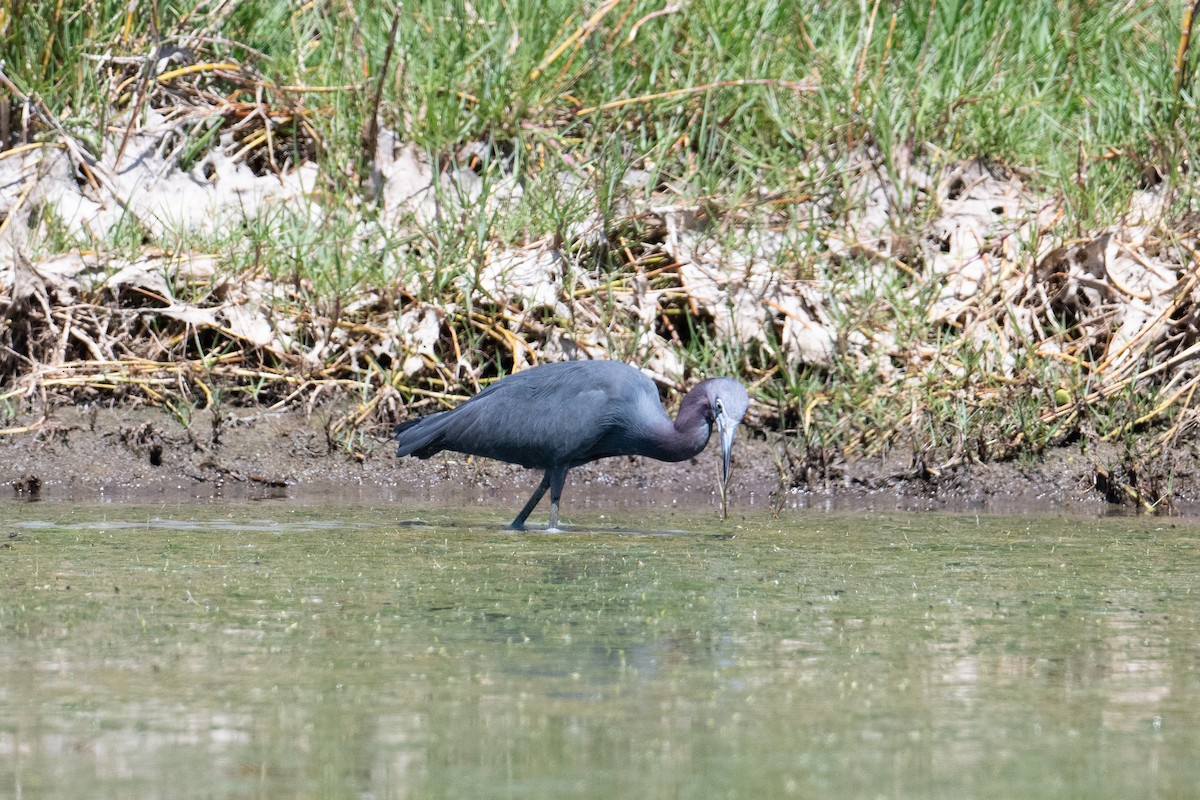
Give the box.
[5,1,1190,211]
[4,0,1200,493]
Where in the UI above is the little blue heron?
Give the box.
[394,360,750,530]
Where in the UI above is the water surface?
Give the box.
[1,503,1198,798]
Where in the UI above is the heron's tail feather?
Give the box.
[394,413,451,459]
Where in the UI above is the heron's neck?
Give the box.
[642,388,711,462]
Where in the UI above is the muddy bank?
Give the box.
[5,403,1189,517]
[7,4,1200,521]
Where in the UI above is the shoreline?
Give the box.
[4,404,1190,517]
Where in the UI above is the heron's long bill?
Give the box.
[716,413,737,520]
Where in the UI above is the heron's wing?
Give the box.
[397,361,657,468]
[437,378,615,468]
[392,369,576,460]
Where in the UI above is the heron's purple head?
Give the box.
[699,378,750,429]
[696,378,749,519]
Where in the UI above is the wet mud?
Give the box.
[4,403,1195,516]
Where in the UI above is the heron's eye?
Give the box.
[715,399,725,416]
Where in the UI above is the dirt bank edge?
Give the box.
[4,404,1190,517]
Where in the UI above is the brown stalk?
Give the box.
[847,0,882,150]
[576,78,817,116]
[361,3,402,180]
[1173,0,1200,115]
[532,0,625,81]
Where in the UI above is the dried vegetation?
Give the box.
[4,1,1200,509]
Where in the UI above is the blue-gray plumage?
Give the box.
[394,360,750,530]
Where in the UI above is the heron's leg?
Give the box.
[546,467,568,531]
[510,471,551,530]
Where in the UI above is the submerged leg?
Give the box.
[510,471,551,530]
[546,468,568,531]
